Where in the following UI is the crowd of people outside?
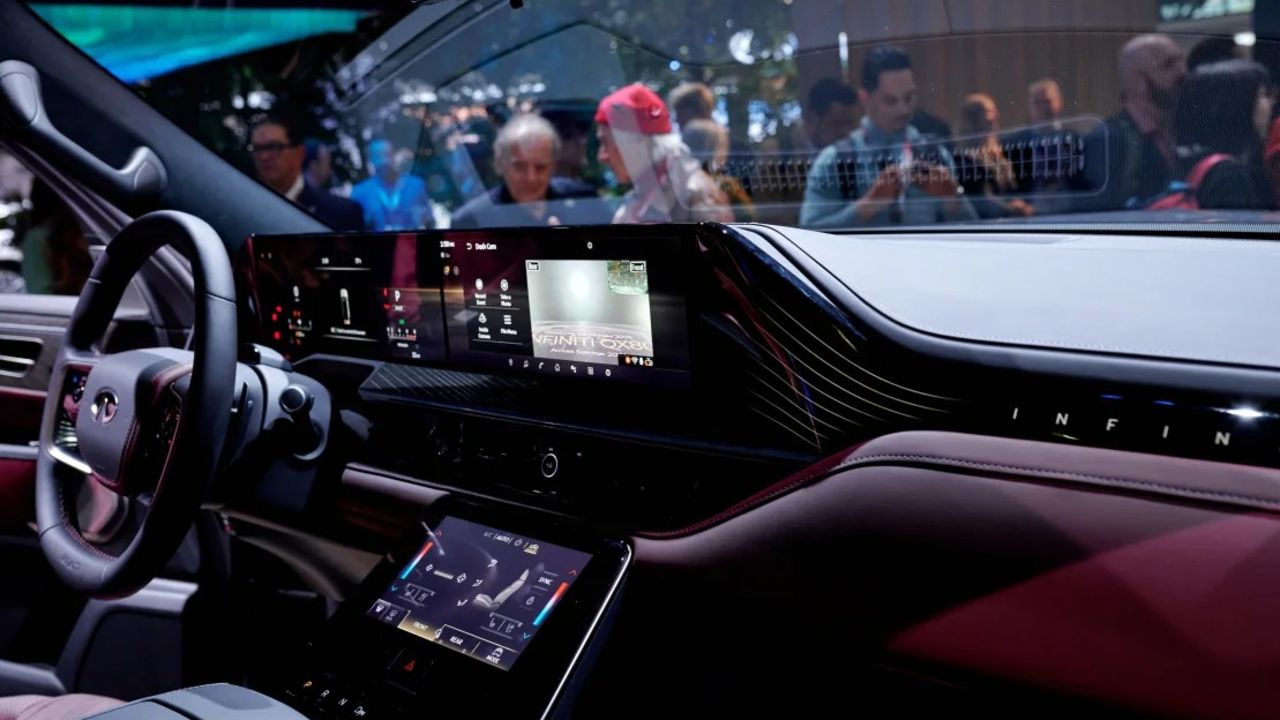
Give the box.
[7,18,1280,299]
[10,25,1280,298]
[231,32,1280,233]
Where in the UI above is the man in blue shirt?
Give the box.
[351,139,433,231]
[801,46,976,228]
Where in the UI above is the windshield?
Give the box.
[28,0,1280,231]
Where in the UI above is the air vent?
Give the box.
[0,335,41,377]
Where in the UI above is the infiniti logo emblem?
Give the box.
[90,391,119,425]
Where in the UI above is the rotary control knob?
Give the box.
[539,451,559,479]
[278,384,319,453]
[279,384,313,415]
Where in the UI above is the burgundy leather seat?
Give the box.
[0,695,123,720]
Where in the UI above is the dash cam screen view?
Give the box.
[441,233,691,384]
[527,259,653,366]
[366,516,593,672]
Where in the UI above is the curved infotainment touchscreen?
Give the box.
[365,515,593,671]
[249,228,692,386]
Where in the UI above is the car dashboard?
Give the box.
[118,219,1280,719]
[240,222,1280,535]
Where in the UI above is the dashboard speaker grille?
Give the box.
[362,364,534,407]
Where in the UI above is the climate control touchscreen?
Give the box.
[365,516,592,671]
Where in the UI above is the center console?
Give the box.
[273,499,631,719]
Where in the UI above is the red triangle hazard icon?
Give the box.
[402,659,416,672]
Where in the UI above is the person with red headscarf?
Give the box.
[594,83,731,224]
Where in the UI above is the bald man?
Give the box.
[1081,34,1187,210]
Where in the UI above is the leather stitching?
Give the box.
[641,448,862,538]
[54,471,116,561]
[840,453,1280,508]
[114,417,141,492]
[56,477,116,561]
[644,443,1280,538]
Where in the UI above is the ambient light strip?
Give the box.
[399,541,434,580]
[533,581,569,627]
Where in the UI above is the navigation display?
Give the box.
[366,516,593,672]
[249,228,692,386]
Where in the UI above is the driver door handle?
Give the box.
[0,60,166,196]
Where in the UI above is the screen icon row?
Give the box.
[507,358,612,378]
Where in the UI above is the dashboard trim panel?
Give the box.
[241,224,1280,533]
[745,224,1280,395]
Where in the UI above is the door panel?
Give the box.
[0,293,80,666]
[0,388,45,449]
[0,295,75,395]
[0,297,71,536]
[0,449,35,528]
[0,293,158,509]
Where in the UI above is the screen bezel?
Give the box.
[323,498,631,709]
[362,515,595,672]
[246,225,700,390]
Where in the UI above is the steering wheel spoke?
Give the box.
[43,347,100,475]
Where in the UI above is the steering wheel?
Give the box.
[35,211,238,599]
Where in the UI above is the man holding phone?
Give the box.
[801,46,977,227]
